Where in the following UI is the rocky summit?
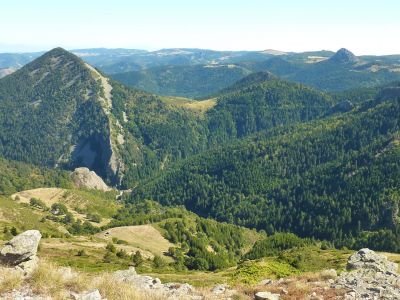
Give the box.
[334,248,400,299]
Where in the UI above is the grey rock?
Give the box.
[0,286,49,299]
[347,248,398,273]
[211,284,226,294]
[112,268,201,299]
[71,167,111,191]
[335,248,400,299]
[308,292,323,300]
[259,279,273,285]
[15,255,39,275]
[71,289,102,300]
[0,230,41,266]
[255,291,280,300]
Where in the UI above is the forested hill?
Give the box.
[0,49,334,188]
[0,47,119,181]
[112,64,252,98]
[131,87,400,252]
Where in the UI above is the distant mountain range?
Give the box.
[1,48,400,98]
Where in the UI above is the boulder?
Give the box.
[347,248,398,273]
[255,291,280,300]
[0,230,41,266]
[334,248,400,299]
[71,167,111,191]
[71,289,102,300]
[16,255,39,274]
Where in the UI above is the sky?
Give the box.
[1,0,399,55]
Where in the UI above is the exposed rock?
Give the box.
[334,248,400,299]
[259,279,273,285]
[255,291,280,300]
[0,286,49,300]
[308,291,323,300]
[71,167,112,191]
[0,230,41,266]
[71,289,102,300]
[16,255,39,275]
[211,284,227,294]
[347,248,397,273]
[113,268,202,299]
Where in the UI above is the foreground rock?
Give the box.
[334,248,400,299]
[71,289,102,300]
[113,267,202,299]
[0,230,41,274]
[71,167,112,191]
[255,291,280,300]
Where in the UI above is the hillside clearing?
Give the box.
[96,225,174,259]
[11,188,118,227]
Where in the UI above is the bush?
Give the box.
[29,197,48,210]
[106,243,116,253]
[87,213,102,223]
[131,251,143,267]
[116,249,128,259]
[245,233,314,260]
[51,203,68,216]
[152,255,166,268]
[10,227,18,236]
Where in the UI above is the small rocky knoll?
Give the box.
[334,248,400,299]
[70,167,112,191]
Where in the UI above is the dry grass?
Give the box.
[1,260,164,300]
[28,261,90,299]
[92,273,163,300]
[0,267,23,293]
[96,225,173,259]
[160,96,217,114]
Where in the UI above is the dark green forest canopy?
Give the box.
[0,48,334,187]
[131,93,400,251]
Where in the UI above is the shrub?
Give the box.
[29,197,48,210]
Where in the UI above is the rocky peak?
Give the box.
[329,48,358,64]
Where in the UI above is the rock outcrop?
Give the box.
[334,248,400,299]
[71,167,112,191]
[255,291,280,300]
[0,230,41,274]
[71,289,102,300]
[113,267,202,299]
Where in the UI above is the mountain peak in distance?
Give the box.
[328,48,358,64]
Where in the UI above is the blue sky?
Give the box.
[1,0,399,54]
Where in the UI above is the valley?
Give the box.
[0,46,399,299]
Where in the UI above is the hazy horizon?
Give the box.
[1,0,400,55]
[1,46,400,57]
